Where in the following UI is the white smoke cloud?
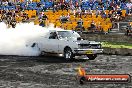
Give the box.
[0,22,62,56]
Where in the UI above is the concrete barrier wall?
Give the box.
[81,34,132,43]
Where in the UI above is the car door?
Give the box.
[46,31,59,53]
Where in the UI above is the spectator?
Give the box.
[10,17,16,28]
[39,20,45,27]
[37,2,41,7]
[126,2,132,15]
[90,22,96,31]
[95,9,100,16]
[60,14,68,23]
[53,4,57,12]
[38,12,43,20]
[60,2,65,10]
[3,1,8,6]
[42,13,48,20]
[101,12,107,18]
[76,7,82,17]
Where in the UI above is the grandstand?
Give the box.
[0,0,131,33]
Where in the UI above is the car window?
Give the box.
[57,31,80,39]
[49,32,58,39]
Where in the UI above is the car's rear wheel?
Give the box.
[64,48,74,61]
[87,54,97,60]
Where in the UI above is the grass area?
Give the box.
[101,42,132,49]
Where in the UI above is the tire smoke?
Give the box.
[0,22,62,56]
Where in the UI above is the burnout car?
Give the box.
[31,30,103,60]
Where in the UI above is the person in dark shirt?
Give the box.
[8,2,12,6]
[10,18,16,28]
[90,22,96,31]
[42,14,48,20]
[39,20,45,27]
[49,32,58,39]
[91,23,95,29]
[37,2,41,7]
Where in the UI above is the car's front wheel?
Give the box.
[87,54,97,60]
[64,48,74,61]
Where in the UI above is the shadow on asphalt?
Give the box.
[36,56,87,63]
[0,55,87,63]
